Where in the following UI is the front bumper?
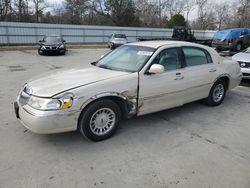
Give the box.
[241,68,250,79]
[212,43,232,51]
[14,101,79,134]
[39,48,65,55]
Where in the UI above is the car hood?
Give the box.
[232,52,250,63]
[27,66,130,97]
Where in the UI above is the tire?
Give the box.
[215,47,222,52]
[204,79,226,106]
[235,42,242,52]
[78,99,121,141]
[110,44,115,50]
[38,49,43,55]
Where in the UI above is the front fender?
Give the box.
[79,91,137,116]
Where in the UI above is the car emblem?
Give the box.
[240,63,246,67]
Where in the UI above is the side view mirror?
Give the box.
[148,64,164,74]
[39,40,43,43]
[62,40,66,43]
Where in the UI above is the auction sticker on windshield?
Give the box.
[137,51,153,56]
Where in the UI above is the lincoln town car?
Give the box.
[14,41,242,141]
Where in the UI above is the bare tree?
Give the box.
[33,0,45,22]
[214,3,230,30]
[135,0,160,27]
[13,0,29,21]
[161,0,186,18]
[0,0,12,21]
[183,0,195,25]
[196,0,208,29]
[237,0,250,27]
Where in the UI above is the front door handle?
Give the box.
[209,68,217,72]
[175,73,184,80]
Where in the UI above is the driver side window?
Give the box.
[152,48,181,71]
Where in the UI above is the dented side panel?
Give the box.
[64,72,139,117]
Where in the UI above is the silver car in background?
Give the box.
[107,33,128,49]
[232,47,250,79]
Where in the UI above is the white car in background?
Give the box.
[107,33,128,49]
[14,41,242,141]
[232,47,250,79]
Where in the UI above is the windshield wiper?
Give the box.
[98,64,113,70]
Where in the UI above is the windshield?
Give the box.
[96,45,155,72]
[114,34,126,38]
[44,36,62,43]
[245,47,250,53]
[213,30,231,40]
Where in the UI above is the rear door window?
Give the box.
[183,47,211,66]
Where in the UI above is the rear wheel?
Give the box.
[78,99,121,141]
[204,79,226,106]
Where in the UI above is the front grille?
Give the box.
[238,61,250,68]
[243,73,250,77]
[45,46,57,50]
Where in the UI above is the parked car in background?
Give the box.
[212,28,250,52]
[14,41,242,141]
[107,33,128,49]
[232,46,250,79]
[38,35,66,55]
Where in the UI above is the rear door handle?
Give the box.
[209,68,217,72]
[175,73,184,80]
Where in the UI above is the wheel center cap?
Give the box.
[96,114,108,128]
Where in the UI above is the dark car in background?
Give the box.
[107,33,128,49]
[38,35,66,55]
[212,28,250,52]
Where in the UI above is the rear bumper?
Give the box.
[14,102,79,134]
[228,73,242,90]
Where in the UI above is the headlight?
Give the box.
[27,93,73,111]
[41,46,46,50]
[59,45,64,49]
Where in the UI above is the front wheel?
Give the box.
[78,99,121,141]
[235,42,242,52]
[204,80,226,106]
[38,49,43,55]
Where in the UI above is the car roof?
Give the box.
[217,28,249,32]
[126,40,204,49]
